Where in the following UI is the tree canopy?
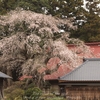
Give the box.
[0,0,99,87]
[0,0,84,24]
[0,9,93,87]
[1,0,100,42]
[70,0,100,42]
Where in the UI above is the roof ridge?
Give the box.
[59,60,89,80]
[83,58,100,61]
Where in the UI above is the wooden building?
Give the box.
[43,42,100,94]
[0,72,12,100]
[59,58,100,100]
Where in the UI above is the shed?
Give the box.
[59,58,100,99]
[0,72,12,100]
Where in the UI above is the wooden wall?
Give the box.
[50,84,59,92]
[43,80,60,94]
[66,86,100,100]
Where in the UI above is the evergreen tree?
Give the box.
[0,0,100,42]
[0,0,85,26]
[0,0,50,14]
[47,0,84,17]
[16,0,50,13]
[70,0,100,42]
[0,0,17,14]
[47,0,85,26]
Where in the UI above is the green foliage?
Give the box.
[4,81,25,100]
[2,0,100,42]
[0,0,84,21]
[5,88,24,100]
[48,0,84,18]
[17,0,50,13]
[0,0,50,15]
[4,81,66,100]
[26,83,35,89]
[70,1,100,42]
[0,0,84,18]
[41,94,66,100]
[0,0,17,15]
[23,87,42,100]
[45,97,66,100]
[4,82,43,100]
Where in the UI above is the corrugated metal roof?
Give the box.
[0,72,12,79]
[60,58,100,81]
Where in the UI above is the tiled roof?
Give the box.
[68,42,100,58]
[60,58,100,81]
[44,64,71,80]
[0,72,12,79]
[19,75,33,81]
[40,42,100,80]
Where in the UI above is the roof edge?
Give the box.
[83,58,100,62]
[59,60,89,80]
[0,72,12,79]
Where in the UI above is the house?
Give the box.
[42,42,100,93]
[0,72,12,100]
[38,42,100,94]
[59,58,100,99]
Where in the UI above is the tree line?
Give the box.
[0,0,100,42]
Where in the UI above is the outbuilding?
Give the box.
[59,58,100,99]
[0,72,12,100]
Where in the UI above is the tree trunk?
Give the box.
[0,78,4,100]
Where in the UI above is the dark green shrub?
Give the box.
[23,87,42,100]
